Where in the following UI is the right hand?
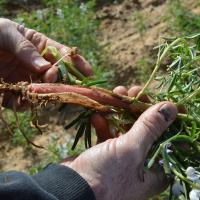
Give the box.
[63,101,177,200]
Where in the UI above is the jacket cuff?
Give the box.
[32,164,96,200]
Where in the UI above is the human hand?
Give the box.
[0,18,92,109]
[62,99,177,200]
[92,86,150,143]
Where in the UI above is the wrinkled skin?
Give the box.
[62,86,178,200]
[0,18,92,109]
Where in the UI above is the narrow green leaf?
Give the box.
[162,148,171,175]
[167,74,177,93]
[191,121,197,138]
[162,36,177,41]
[168,57,181,69]
[185,33,200,39]
[65,112,86,130]
[84,120,92,148]
[72,123,86,150]
[182,181,188,200]
[63,61,85,80]
[83,79,107,86]
[58,63,68,83]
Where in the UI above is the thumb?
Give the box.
[124,102,177,164]
[0,19,51,73]
[13,31,51,73]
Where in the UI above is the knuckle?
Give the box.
[142,118,158,142]
[25,29,37,41]
[141,113,164,141]
[31,32,43,44]
[16,39,35,54]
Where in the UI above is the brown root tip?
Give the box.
[71,47,78,56]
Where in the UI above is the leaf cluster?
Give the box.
[144,34,200,199]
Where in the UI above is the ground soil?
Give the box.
[97,0,168,85]
[0,0,200,172]
[97,0,200,85]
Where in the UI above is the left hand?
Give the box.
[0,18,92,109]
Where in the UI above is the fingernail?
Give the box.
[50,74,57,83]
[33,58,51,68]
[158,103,177,121]
[44,72,58,83]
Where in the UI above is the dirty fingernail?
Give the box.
[43,69,58,83]
[158,103,177,122]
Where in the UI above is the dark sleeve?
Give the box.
[0,164,96,200]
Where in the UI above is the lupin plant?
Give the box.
[1,34,200,199]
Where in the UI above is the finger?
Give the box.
[2,22,51,73]
[91,113,113,143]
[144,166,169,197]
[113,86,128,96]
[70,54,93,77]
[128,86,150,102]
[93,86,127,143]
[20,24,92,77]
[46,39,93,77]
[43,66,58,83]
[19,27,47,53]
[18,26,58,64]
[125,102,177,162]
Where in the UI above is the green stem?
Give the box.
[147,131,199,169]
[136,38,182,100]
[177,113,200,125]
[172,168,200,190]
[147,144,163,168]
[64,61,85,81]
[162,148,172,174]
[177,86,200,105]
